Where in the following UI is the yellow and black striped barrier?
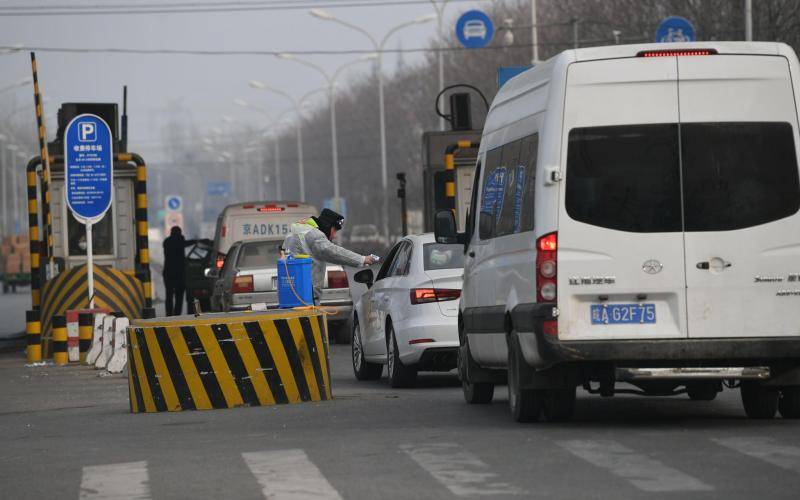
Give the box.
[26,310,42,363]
[78,312,94,363]
[443,140,480,213]
[128,310,331,413]
[40,264,145,356]
[52,315,67,366]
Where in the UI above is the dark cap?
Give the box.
[318,208,344,231]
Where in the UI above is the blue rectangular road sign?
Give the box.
[64,114,114,223]
[497,66,531,89]
[207,181,231,197]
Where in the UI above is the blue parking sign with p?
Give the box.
[64,114,114,223]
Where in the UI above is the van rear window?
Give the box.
[682,122,800,231]
[565,122,800,233]
[565,124,682,233]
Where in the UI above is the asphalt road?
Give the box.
[2,344,800,499]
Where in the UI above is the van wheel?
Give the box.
[687,382,719,401]
[387,325,417,388]
[507,331,542,422]
[741,381,779,419]
[542,387,576,422]
[352,317,382,381]
[778,387,800,419]
[460,337,493,404]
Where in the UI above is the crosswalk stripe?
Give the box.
[242,449,342,500]
[79,461,151,500]
[558,440,713,492]
[713,437,800,473]
[400,443,524,497]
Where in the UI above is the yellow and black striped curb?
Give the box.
[127,311,331,413]
[52,314,67,366]
[443,140,480,211]
[40,264,145,357]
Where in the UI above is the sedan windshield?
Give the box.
[423,243,465,270]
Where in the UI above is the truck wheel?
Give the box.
[543,387,576,422]
[460,337,493,404]
[687,382,719,401]
[507,331,542,423]
[387,325,417,388]
[778,387,800,419]
[351,317,382,381]
[741,381,779,419]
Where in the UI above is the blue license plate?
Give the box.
[591,303,656,325]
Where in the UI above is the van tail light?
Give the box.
[637,49,717,58]
[410,288,461,305]
[215,254,226,269]
[536,232,557,303]
[232,275,254,293]
[327,270,348,289]
[258,204,284,212]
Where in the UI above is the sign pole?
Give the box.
[86,222,94,308]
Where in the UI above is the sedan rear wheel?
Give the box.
[387,325,417,388]
[352,318,382,381]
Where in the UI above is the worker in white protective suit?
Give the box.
[283,208,378,302]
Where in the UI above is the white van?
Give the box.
[209,201,317,270]
[435,42,800,422]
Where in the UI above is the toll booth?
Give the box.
[26,102,153,355]
[421,130,481,232]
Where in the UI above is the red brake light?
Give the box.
[538,233,557,251]
[536,232,557,303]
[543,320,558,336]
[215,254,225,269]
[258,205,284,212]
[410,288,461,305]
[327,270,348,289]
[637,49,717,58]
[232,275,254,293]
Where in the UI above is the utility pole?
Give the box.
[745,0,753,41]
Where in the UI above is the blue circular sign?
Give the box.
[166,195,182,211]
[656,16,695,43]
[64,114,114,223]
[455,10,493,49]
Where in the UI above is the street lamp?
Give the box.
[428,0,455,131]
[274,52,375,209]
[248,81,326,202]
[309,9,435,239]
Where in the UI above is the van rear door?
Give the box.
[558,57,688,340]
[678,55,800,338]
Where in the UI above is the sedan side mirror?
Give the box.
[204,267,219,279]
[353,268,374,289]
[434,210,463,244]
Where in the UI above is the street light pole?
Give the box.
[531,0,539,63]
[309,9,435,240]
[745,0,753,41]
[429,0,453,131]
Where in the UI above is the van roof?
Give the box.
[220,201,317,216]
[495,41,791,108]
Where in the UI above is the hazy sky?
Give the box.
[0,0,490,162]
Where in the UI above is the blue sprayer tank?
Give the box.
[277,255,314,308]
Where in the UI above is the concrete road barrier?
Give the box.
[127,310,331,413]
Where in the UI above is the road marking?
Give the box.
[558,440,713,492]
[713,437,800,473]
[242,449,342,499]
[400,443,524,496]
[79,461,151,500]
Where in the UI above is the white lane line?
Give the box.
[242,449,342,500]
[79,461,151,500]
[400,443,524,497]
[558,440,713,492]
[713,437,800,473]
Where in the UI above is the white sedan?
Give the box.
[351,233,464,387]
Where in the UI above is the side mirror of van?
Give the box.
[353,268,374,289]
[434,210,460,244]
[204,267,219,279]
